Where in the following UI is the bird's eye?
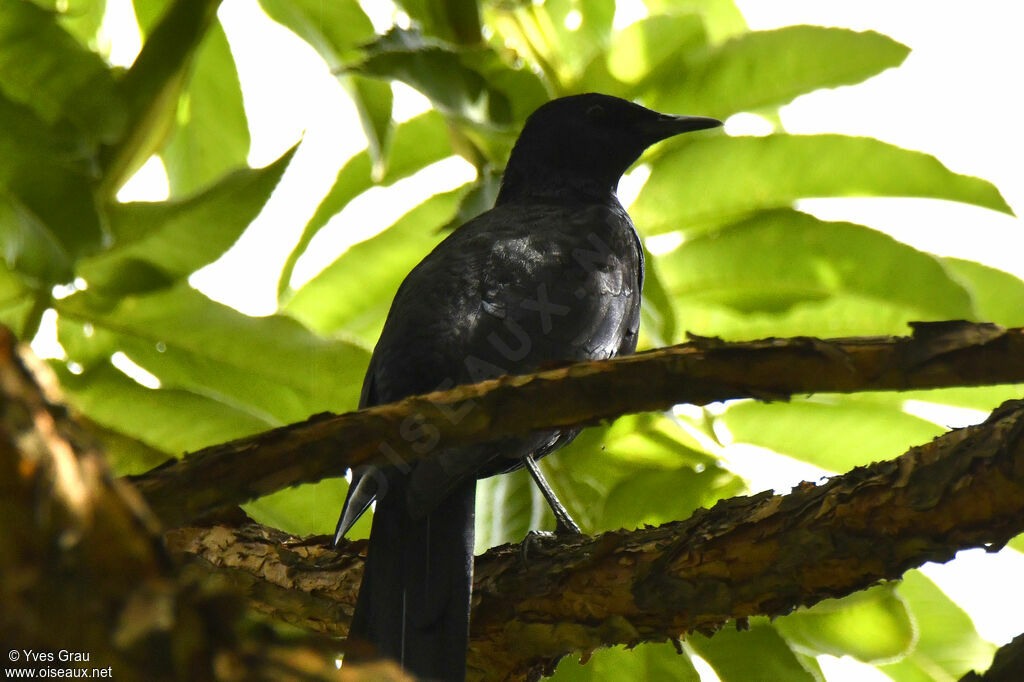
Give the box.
[586,104,605,120]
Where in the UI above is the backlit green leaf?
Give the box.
[878,571,996,681]
[258,0,376,69]
[102,0,221,195]
[278,111,454,297]
[657,210,975,319]
[348,27,547,127]
[161,21,250,195]
[551,641,700,681]
[688,620,818,682]
[55,360,271,457]
[475,467,549,550]
[78,145,297,296]
[722,398,946,472]
[648,26,909,121]
[776,583,914,662]
[633,134,1013,236]
[943,258,1024,327]
[285,185,467,342]
[641,0,747,43]
[57,283,369,425]
[258,0,391,170]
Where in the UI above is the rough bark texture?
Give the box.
[0,328,394,681]
[133,322,1024,527]
[165,397,1024,680]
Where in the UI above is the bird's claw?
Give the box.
[520,529,558,563]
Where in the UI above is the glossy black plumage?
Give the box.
[335,93,721,680]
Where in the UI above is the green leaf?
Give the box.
[685,292,961,341]
[55,360,272,456]
[1009,534,1024,554]
[648,26,909,121]
[496,0,615,85]
[285,185,467,342]
[56,284,370,425]
[345,75,394,178]
[775,583,915,662]
[243,477,351,536]
[540,413,727,534]
[440,167,501,231]
[0,93,102,269]
[638,247,677,348]
[278,111,454,298]
[551,641,700,682]
[57,327,355,533]
[395,0,482,45]
[722,398,946,472]
[633,134,1014,236]
[161,20,250,195]
[57,314,118,369]
[258,0,376,69]
[0,186,74,283]
[641,0,748,43]
[475,467,549,550]
[0,258,37,337]
[603,13,706,87]
[657,210,975,319]
[78,417,171,476]
[601,463,743,530]
[889,385,1024,414]
[688,620,818,682]
[39,0,108,49]
[943,258,1024,327]
[878,571,996,681]
[348,28,548,127]
[102,0,221,196]
[257,0,392,171]
[0,0,123,142]
[78,145,297,296]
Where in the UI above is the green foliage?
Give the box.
[552,641,700,681]
[775,583,915,662]
[1,0,1018,678]
[879,571,996,680]
[633,135,1011,236]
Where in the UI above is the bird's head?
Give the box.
[497,93,721,204]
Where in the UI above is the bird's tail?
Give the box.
[346,475,476,681]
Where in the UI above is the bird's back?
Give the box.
[362,198,644,508]
[368,198,644,406]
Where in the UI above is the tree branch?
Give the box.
[132,322,1024,527]
[0,328,381,680]
[166,396,1024,680]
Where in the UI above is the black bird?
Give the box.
[334,93,721,680]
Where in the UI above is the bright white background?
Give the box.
[97,1,1023,679]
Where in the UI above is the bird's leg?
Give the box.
[523,455,582,535]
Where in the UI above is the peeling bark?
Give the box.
[0,328,371,680]
[166,398,1024,680]
[132,322,1024,528]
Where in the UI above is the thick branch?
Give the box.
[133,322,1024,527]
[167,397,1024,681]
[0,328,364,680]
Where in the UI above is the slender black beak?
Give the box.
[643,113,723,141]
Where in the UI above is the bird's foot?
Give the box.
[519,519,582,563]
[519,529,559,563]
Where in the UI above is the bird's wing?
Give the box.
[337,201,642,529]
